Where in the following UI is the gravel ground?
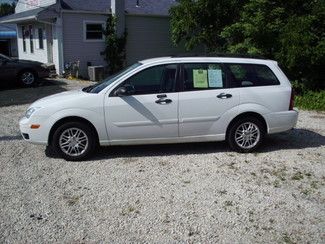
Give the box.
[0,79,324,243]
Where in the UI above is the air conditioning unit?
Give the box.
[88,65,104,82]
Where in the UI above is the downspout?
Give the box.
[57,12,64,75]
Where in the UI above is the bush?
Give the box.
[295,90,325,111]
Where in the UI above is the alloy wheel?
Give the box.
[21,72,35,85]
[59,127,89,157]
[234,122,261,149]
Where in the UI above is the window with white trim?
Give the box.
[84,22,104,41]
[38,28,44,49]
[22,26,26,52]
[29,25,34,53]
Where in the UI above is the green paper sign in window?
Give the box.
[193,69,208,88]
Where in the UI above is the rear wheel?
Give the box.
[52,121,97,161]
[227,116,265,153]
[19,70,37,87]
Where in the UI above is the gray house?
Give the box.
[0,0,187,78]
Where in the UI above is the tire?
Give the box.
[52,121,97,161]
[227,116,265,153]
[19,70,37,87]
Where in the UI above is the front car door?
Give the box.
[178,62,240,139]
[0,55,15,84]
[104,64,180,144]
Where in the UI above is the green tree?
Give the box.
[0,2,16,17]
[101,15,127,75]
[221,0,325,90]
[169,0,247,52]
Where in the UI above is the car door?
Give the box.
[178,63,240,138]
[104,64,179,143]
[0,57,14,83]
[0,56,10,83]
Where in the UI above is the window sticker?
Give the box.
[208,68,223,88]
[193,69,208,88]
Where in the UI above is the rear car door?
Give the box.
[178,63,240,137]
[105,64,180,142]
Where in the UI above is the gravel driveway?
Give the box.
[0,79,324,243]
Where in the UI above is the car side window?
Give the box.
[183,63,225,91]
[226,64,280,87]
[123,64,178,95]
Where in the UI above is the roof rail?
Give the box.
[170,52,268,59]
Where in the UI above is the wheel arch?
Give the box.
[48,116,99,146]
[226,112,268,139]
[17,68,38,79]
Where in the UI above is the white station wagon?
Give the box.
[20,57,298,160]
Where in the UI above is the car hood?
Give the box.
[11,58,44,66]
[32,89,85,107]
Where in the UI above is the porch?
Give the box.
[0,4,63,75]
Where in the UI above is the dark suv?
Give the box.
[0,53,55,87]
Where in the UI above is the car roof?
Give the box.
[140,56,277,65]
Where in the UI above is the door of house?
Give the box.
[46,25,53,63]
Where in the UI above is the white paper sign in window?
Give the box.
[208,69,223,88]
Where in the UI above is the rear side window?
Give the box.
[183,63,225,91]
[226,64,280,88]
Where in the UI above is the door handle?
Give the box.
[155,98,172,104]
[157,94,167,99]
[217,93,232,99]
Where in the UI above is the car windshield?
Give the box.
[0,53,12,61]
[83,63,142,94]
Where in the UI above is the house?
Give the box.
[0,24,18,57]
[0,0,189,78]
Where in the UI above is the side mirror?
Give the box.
[115,84,135,97]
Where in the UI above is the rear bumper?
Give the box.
[265,109,299,134]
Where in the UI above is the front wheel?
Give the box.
[227,117,265,153]
[19,70,37,87]
[52,122,97,161]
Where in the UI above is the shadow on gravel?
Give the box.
[0,79,67,107]
[0,135,22,142]
[80,128,325,161]
[43,128,324,161]
[95,141,230,160]
[261,128,325,152]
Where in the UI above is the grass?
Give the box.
[291,171,304,180]
[295,90,325,111]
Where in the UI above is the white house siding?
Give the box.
[15,0,56,13]
[125,15,187,65]
[62,12,108,78]
[16,22,49,64]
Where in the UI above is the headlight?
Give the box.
[41,64,48,69]
[25,107,41,119]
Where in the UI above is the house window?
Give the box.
[38,28,44,49]
[29,25,34,53]
[22,26,26,52]
[84,22,104,41]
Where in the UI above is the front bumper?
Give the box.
[37,65,57,79]
[19,117,48,145]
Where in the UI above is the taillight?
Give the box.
[289,89,295,110]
